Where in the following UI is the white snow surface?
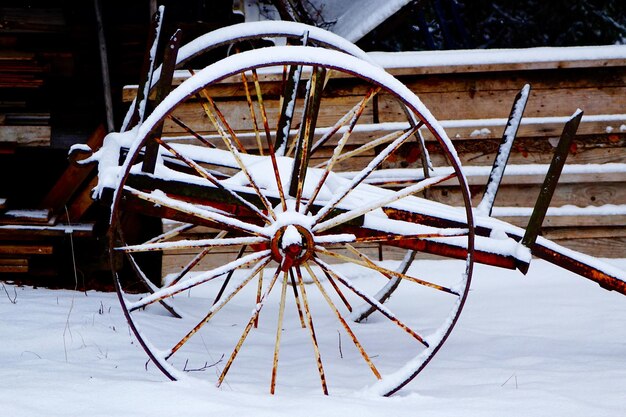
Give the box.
[2,258,626,415]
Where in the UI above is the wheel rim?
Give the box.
[109,45,475,395]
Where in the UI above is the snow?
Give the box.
[370,44,626,69]
[2,258,626,415]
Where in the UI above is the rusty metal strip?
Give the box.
[295,265,328,394]
[303,262,381,380]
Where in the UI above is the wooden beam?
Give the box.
[40,124,106,213]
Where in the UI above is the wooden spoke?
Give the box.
[315,245,459,296]
[310,87,380,155]
[270,271,289,394]
[314,258,429,347]
[213,244,247,305]
[117,235,263,253]
[295,265,328,394]
[167,114,217,148]
[155,137,272,224]
[254,268,264,328]
[319,265,353,312]
[217,266,282,387]
[124,251,183,319]
[289,66,325,210]
[313,124,421,225]
[289,269,307,329]
[303,262,381,380]
[251,69,288,211]
[128,250,271,312]
[313,173,456,233]
[122,185,267,237]
[241,72,264,155]
[165,257,271,360]
[143,222,195,245]
[163,231,229,289]
[315,122,424,169]
[305,87,380,212]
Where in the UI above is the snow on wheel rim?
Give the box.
[109,45,474,396]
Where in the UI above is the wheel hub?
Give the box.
[270,224,314,271]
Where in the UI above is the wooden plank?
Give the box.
[545,236,626,258]
[0,259,28,273]
[0,125,50,146]
[0,244,53,255]
[66,176,98,221]
[0,209,51,224]
[0,223,94,239]
[40,124,106,212]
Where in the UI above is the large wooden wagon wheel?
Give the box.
[109,38,475,395]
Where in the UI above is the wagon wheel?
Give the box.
[110,45,475,396]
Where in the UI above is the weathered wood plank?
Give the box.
[0,244,53,255]
[0,125,50,146]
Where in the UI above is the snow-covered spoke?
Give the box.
[116,235,263,254]
[164,257,271,360]
[314,258,429,347]
[123,186,267,237]
[305,87,380,211]
[303,262,381,380]
[314,173,456,233]
[123,251,183,319]
[154,137,272,224]
[312,123,422,226]
[310,86,380,155]
[127,250,271,312]
[217,267,282,387]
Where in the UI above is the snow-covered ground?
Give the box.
[1,258,625,416]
